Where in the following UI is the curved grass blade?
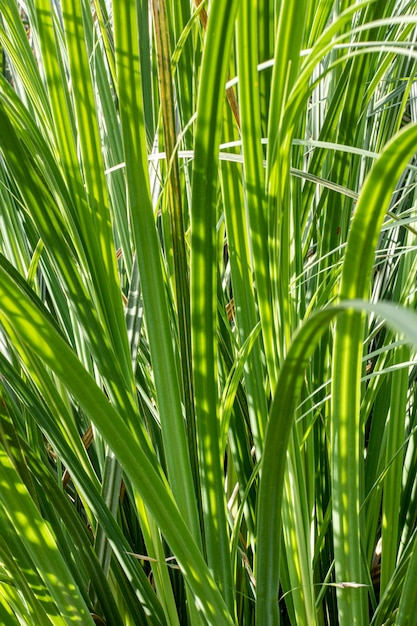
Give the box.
[0,447,95,625]
[331,124,417,624]
[256,306,343,626]
[0,264,234,625]
[256,296,417,626]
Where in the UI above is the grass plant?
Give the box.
[1,0,417,624]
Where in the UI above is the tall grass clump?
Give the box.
[1,0,417,624]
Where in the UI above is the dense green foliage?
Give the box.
[1,0,417,624]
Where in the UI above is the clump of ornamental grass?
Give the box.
[1,1,417,625]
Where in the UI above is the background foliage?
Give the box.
[1,0,417,624]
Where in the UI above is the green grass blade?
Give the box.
[256,306,342,626]
[331,124,417,624]
[190,0,240,612]
[397,533,417,625]
[112,0,202,553]
[236,0,278,391]
[0,262,233,625]
[0,447,95,624]
[256,297,417,626]
[151,0,202,532]
[380,344,409,594]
